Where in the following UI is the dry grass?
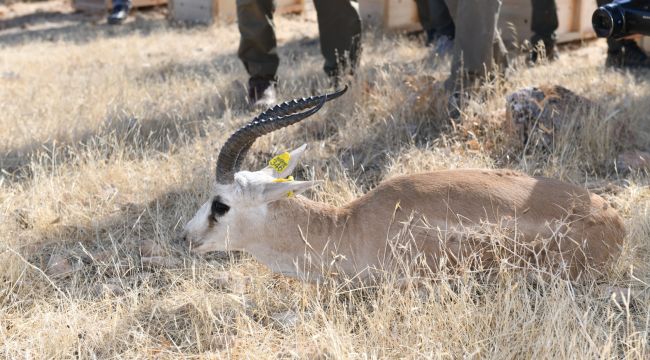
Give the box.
[1,3,650,358]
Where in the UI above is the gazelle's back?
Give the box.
[345,169,625,278]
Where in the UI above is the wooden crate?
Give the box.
[359,0,597,44]
[276,0,304,15]
[499,0,597,44]
[170,0,304,25]
[359,0,421,32]
[74,0,167,13]
[170,0,232,24]
[638,36,650,52]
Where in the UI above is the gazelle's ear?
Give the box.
[261,144,308,178]
[260,180,321,203]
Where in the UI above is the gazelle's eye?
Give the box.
[210,196,230,220]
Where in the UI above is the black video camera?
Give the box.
[592,0,650,39]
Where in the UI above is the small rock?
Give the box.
[107,274,150,287]
[270,310,301,329]
[91,283,125,298]
[505,85,595,149]
[616,150,650,173]
[90,250,115,263]
[46,254,74,278]
[211,271,251,293]
[1,71,20,80]
[139,239,166,257]
[210,334,236,351]
[141,256,182,269]
[14,209,31,229]
[601,286,636,307]
[211,271,233,289]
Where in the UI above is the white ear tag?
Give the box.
[272,176,295,197]
[269,152,291,174]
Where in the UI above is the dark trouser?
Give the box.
[236,0,362,79]
[415,0,455,42]
[531,0,558,41]
[444,0,507,91]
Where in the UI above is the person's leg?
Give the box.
[236,0,279,104]
[107,0,132,25]
[237,0,278,80]
[429,0,455,39]
[427,0,455,54]
[313,0,362,78]
[415,0,436,44]
[530,0,558,62]
[444,0,503,92]
[596,0,650,67]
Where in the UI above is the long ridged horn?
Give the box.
[253,85,348,121]
[232,85,348,173]
[215,86,348,184]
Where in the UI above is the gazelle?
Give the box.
[183,87,625,282]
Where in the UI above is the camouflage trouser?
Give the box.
[236,0,362,79]
[443,0,507,91]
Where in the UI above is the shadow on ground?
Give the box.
[0,5,173,47]
[0,88,230,183]
[0,9,86,31]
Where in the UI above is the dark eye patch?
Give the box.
[210,196,230,220]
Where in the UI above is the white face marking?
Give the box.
[184,200,221,253]
[183,171,275,254]
[183,147,317,255]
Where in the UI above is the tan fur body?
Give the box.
[251,169,625,281]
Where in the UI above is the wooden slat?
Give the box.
[170,0,304,25]
[276,0,303,15]
[215,0,235,23]
[74,0,109,13]
[170,0,215,23]
[499,0,596,44]
[359,0,421,32]
[358,0,384,28]
[385,0,420,31]
[638,37,650,52]
[74,0,167,13]
[360,0,597,44]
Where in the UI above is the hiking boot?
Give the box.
[248,76,277,107]
[107,4,130,25]
[606,40,650,69]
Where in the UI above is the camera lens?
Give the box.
[592,0,650,39]
[592,8,614,37]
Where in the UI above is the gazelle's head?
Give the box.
[183,87,347,254]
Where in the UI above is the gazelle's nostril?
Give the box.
[180,232,202,251]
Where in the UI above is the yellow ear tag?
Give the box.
[272,175,295,197]
[269,152,291,174]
